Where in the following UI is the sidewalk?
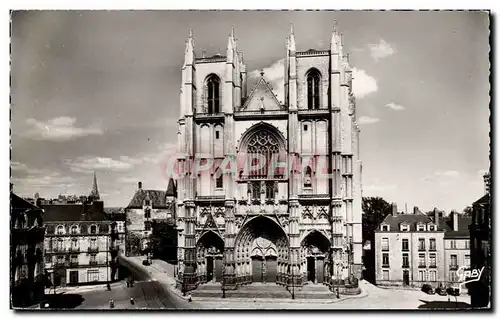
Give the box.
[44,281,125,295]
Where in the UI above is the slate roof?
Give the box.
[166,178,177,197]
[473,193,490,206]
[377,213,441,232]
[11,193,40,211]
[42,201,108,222]
[438,215,472,239]
[126,190,168,209]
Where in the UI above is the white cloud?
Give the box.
[352,68,378,99]
[11,171,76,188]
[423,170,460,183]
[23,117,103,142]
[364,183,397,192]
[65,156,139,173]
[435,170,460,178]
[248,59,285,103]
[248,60,378,102]
[358,116,380,125]
[367,39,395,61]
[385,102,405,111]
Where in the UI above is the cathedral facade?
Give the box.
[174,26,363,291]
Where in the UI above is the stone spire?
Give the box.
[330,22,342,54]
[184,28,195,66]
[289,23,296,53]
[89,171,100,201]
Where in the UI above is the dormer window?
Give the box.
[428,224,436,231]
[144,207,151,219]
[417,223,425,231]
[381,224,389,231]
[56,225,65,235]
[145,200,151,206]
[400,223,410,232]
[89,225,98,234]
[70,225,79,235]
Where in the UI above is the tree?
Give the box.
[463,206,473,217]
[149,220,178,263]
[362,197,392,238]
[126,232,141,257]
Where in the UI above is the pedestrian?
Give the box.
[109,298,115,309]
[130,297,135,305]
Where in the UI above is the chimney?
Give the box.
[483,172,491,195]
[452,210,459,231]
[434,208,440,227]
[138,181,142,190]
[391,202,398,216]
[413,206,420,215]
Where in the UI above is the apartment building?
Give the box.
[375,204,445,288]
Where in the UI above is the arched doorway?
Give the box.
[196,231,224,283]
[234,216,289,284]
[300,231,331,284]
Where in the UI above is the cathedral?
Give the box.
[174,25,363,292]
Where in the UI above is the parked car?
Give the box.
[436,286,447,296]
[421,284,435,295]
[142,259,151,266]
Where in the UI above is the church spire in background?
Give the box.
[89,171,100,201]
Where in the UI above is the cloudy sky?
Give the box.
[11,11,490,212]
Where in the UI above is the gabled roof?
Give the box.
[438,215,472,239]
[241,76,283,111]
[473,193,490,206]
[11,192,41,211]
[166,178,177,197]
[42,201,108,222]
[378,213,441,232]
[126,189,169,209]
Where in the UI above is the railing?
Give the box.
[88,247,99,253]
[449,264,459,270]
[89,260,98,266]
[69,262,79,267]
[68,247,80,253]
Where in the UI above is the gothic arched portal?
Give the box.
[234,216,289,284]
[300,230,331,284]
[196,231,224,283]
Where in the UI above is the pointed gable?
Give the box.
[242,75,283,111]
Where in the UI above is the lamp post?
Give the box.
[221,253,226,298]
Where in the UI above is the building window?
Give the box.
[450,271,458,282]
[382,253,389,267]
[402,239,409,251]
[381,238,389,251]
[250,182,260,200]
[70,225,78,235]
[56,225,65,235]
[417,223,425,231]
[429,270,436,282]
[45,255,52,264]
[145,221,152,231]
[400,224,410,232]
[304,124,308,131]
[402,253,409,267]
[216,171,224,188]
[450,254,458,269]
[307,69,321,110]
[56,255,64,266]
[265,181,276,200]
[90,238,97,250]
[71,238,78,250]
[145,199,151,206]
[418,270,425,282]
[418,238,425,251]
[304,166,312,188]
[87,269,100,282]
[465,255,470,268]
[245,130,282,179]
[144,208,151,219]
[429,238,436,251]
[450,240,456,249]
[207,74,220,114]
[90,225,97,234]
[215,130,220,139]
[418,253,426,267]
[89,254,97,264]
[429,253,436,267]
[382,270,389,281]
[70,255,78,265]
[381,224,389,231]
[428,224,436,231]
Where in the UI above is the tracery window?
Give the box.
[307,69,321,110]
[246,131,281,179]
[207,75,220,114]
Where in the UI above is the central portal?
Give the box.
[234,216,289,285]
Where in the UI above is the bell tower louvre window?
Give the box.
[307,69,321,110]
[207,75,220,114]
